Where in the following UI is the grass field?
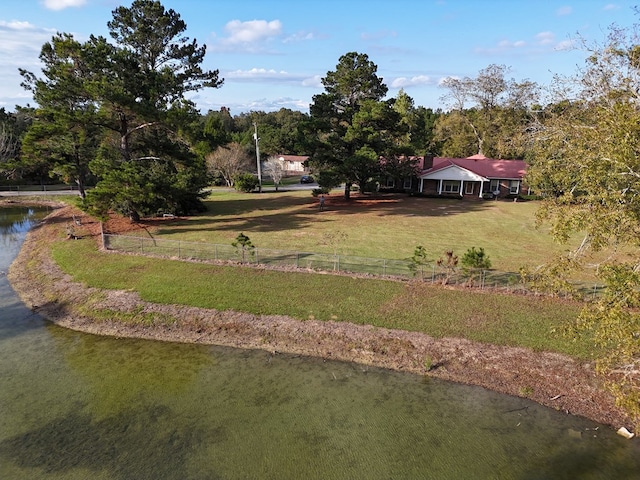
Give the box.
[142,189,580,274]
[52,237,591,358]
[45,190,606,360]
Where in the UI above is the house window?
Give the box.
[442,181,459,193]
[509,180,520,194]
[386,178,395,188]
[403,177,412,189]
[464,182,474,195]
[490,179,500,194]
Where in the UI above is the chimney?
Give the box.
[423,153,434,170]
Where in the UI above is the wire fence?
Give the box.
[102,233,536,290]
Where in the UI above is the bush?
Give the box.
[461,247,492,270]
[234,173,259,192]
[312,187,331,197]
[460,247,491,287]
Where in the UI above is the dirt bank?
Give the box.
[4,201,634,431]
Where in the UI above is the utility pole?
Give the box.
[253,122,262,192]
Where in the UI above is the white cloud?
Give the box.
[42,0,87,10]
[555,39,575,51]
[211,19,283,52]
[283,30,317,43]
[226,68,290,81]
[301,75,322,88]
[438,76,458,86]
[225,68,320,89]
[556,6,573,16]
[194,94,310,114]
[0,21,59,108]
[245,96,310,112]
[603,3,620,11]
[390,75,431,89]
[535,31,556,45]
[497,39,527,49]
[0,20,56,65]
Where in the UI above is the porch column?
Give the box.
[419,178,424,193]
[460,180,464,197]
[438,179,443,195]
[479,180,484,198]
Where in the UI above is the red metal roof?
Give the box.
[421,155,527,179]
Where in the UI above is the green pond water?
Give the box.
[1,206,639,479]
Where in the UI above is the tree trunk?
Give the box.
[76,177,86,199]
[344,182,351,200]
[118,112,130,161]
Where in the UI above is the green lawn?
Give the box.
[52,234,592,359]
[42,190,604,360]
[145,189,578,274]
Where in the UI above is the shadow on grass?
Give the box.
[154,193,499,237]
[211,192,494,217]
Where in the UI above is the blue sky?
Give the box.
[1,0,638,114]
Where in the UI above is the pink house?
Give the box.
[418,154,528,198]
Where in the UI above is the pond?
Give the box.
[1,206,639,479]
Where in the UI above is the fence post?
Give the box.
[296,252,299,268]
[383,259,386,275]
[255,248,259,264]
[140,238,144,254]
[215,244,218,261]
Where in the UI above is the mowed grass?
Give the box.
[146,189,579,273]
[52,237,592,359]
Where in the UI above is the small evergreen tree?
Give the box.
[232,233,255,263]
[461,247,492,287]
[408,245,430,280]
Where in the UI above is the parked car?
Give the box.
[300,175,315,184]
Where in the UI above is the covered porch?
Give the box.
[419,165,489,198]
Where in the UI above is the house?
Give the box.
[275,155,309,174]
[418,154,528,198]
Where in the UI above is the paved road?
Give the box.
[0,189,81,197]
[1,184,319,197]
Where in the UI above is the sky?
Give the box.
[0,0,638,115]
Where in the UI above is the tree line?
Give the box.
[0,1,547,213]
[1,0,639,425]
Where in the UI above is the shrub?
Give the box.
[234,173,259,192]
[461,247,492,287]
[461,247,492,270]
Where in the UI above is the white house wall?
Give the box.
[420,165,488,182]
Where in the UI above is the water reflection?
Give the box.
[47,325,214,420]
[1,206,639,479]
[0,207,38,244]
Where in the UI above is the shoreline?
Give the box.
[5,201,634,431]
